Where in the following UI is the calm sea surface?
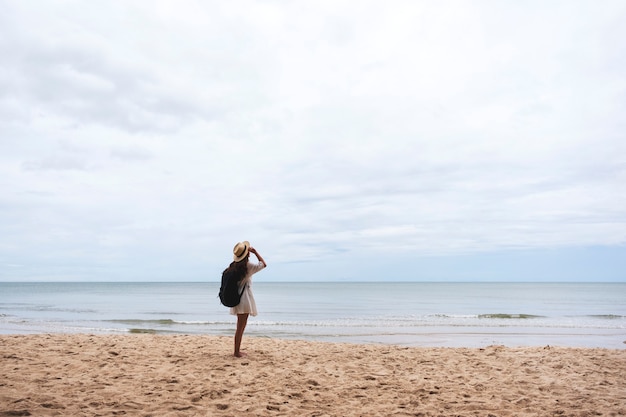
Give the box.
[1,282,624,348]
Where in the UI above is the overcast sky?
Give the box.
[1,1,625,282]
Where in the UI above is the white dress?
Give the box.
[229,261,265,316]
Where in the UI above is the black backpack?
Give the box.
[219,268,246,307]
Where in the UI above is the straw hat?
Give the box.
[233,241,250,262]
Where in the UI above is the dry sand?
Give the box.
[1,334,625,417]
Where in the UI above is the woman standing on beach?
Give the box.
[226,241,267,357]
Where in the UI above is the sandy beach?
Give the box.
[1,334,624,416]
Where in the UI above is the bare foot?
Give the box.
[234,351,247,358]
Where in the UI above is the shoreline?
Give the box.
[2,325,624,350]
[1,334,625,416]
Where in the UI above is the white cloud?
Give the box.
[0,0,625,281]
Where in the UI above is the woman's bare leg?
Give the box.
[234,313,249,357]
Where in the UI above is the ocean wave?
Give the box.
[107,319,229,326]
[6,314,624,334]
[250,317,625,330]
[478,314,544,319]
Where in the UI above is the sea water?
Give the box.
[0,282,624,348]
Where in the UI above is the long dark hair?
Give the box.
[225,257,249,283]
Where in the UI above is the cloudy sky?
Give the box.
[1,1,625,282]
